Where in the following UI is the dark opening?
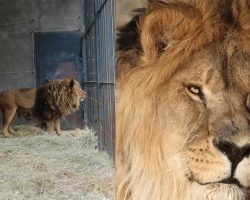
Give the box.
[34,31,85,130]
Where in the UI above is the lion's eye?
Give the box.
[187,85,201,95]
[185,84,204,102]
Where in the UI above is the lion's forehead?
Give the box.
[230,49,250,92]
[179,43,250,93]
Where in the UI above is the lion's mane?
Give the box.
[116,0,250,200]
[34,79,82,122]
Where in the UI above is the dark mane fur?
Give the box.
[116,8,145,78]
[116,8,144,52]
[34,80,78,122]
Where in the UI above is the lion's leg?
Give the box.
[55,119,62,136]
[2,108,16,138]
[47,121,56,135]
[8,111,17,135]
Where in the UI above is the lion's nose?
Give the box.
[213,138,250,172]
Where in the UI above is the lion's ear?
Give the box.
[140,0,233,62]
[141,12,168,58]
[70,79,75,88]
[140,1,198,61]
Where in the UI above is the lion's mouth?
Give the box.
[218,178,241,186]
[199,178,243,188]
[188,174,244,188]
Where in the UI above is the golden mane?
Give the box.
[116,0,250,200]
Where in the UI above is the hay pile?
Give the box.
[0,126,114,200]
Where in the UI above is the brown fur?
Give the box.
[0,79,85,137]
[34,79,86,135]
[116,0,250,199]
[0,88,36,137]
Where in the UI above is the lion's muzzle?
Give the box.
[213,138,250,186]
[80,90,86,102]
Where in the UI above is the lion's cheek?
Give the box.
[161,128,188,154]
[235,158,250,187]
[187,150,231,183]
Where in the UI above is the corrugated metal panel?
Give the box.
[83,0,115,159]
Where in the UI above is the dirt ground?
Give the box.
[0,126,114,200]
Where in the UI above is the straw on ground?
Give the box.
[0,126,114,200]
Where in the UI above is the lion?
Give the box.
[116,0,250,200]
[0,88,36,137]
[34,78,86,135]
[0,78,86,137]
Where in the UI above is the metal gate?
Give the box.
[83,0,115,159]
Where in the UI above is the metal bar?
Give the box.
[83,0,115,159]
[95,0,108,13]
[83,0,107,38]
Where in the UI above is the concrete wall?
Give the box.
[0,0,145,128]
[0,0,83,91]
[0,0,83,127]
[116,0,146,27]
[0,0,147,90]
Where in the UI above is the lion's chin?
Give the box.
[193,182,246,200]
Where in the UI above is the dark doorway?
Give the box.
[34,31,85,130]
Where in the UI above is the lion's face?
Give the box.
[157,44,250,198]
[116,1,250,199]
[70,79,86,110]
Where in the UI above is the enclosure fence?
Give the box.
[83,0,115,159]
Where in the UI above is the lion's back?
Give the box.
[0,88,36,109]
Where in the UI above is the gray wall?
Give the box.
[0,0,83,127]
[0,0,83,91]
[0,0,148,90]
[116,0,145,27]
